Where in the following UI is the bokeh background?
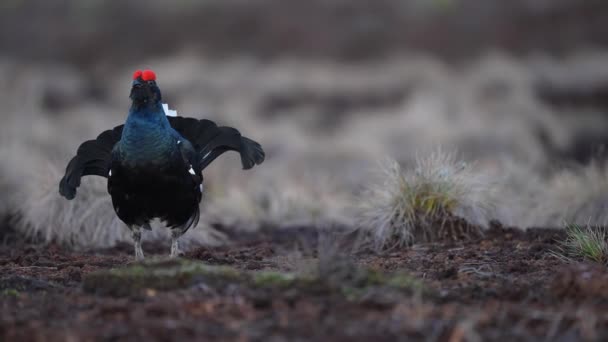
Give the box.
[1,0,608,249]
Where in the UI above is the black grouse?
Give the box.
[59,69,265,259]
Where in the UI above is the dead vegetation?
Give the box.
[358,152,496,249]
[1,54,608,250]
[532,161,608,228]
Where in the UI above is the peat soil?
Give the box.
[0,224,607,341]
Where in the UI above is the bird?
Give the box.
[59,69,265,259]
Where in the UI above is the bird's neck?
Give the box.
[125,101,170,128]
[128,100,165,119]
[118,102,176,164]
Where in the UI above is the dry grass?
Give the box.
[268,227,376,287]
[358,151,497,249]
[202,167,355,231]
[530,161,608,227]
[270,229,351,278]
[1,54,608,249]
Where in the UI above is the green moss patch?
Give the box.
[83,259,243,296]
[1,289,20,297]
[252,271,297,288]
[83,258,429,300]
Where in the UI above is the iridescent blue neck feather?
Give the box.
[118,102,177,165]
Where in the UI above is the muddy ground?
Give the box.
[1,224,607,341]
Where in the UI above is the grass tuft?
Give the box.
[556,223,608,265]
[358,150,497,249]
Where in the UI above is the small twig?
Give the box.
[14,266,58,270]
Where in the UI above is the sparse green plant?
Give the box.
[555,223,608,265]
[1,289,19,297]
[359,150,497,249]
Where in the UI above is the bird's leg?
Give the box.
[170,229,183,258]
[131,226,145,260]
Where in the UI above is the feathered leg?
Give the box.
[170,229,185,258]
[131,225,145,260]
[170,209,198,258]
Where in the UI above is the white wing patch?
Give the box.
[162,103,178,117]
[188,166,196,175]
[109,170,112,177]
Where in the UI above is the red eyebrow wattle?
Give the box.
[133,70,143,80]
[142,70,156,81]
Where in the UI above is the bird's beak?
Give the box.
[130,81,147,102]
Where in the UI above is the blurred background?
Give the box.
[1,0,608,248]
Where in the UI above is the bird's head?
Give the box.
[130,69,162,107]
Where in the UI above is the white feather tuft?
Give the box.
[162,103,178,117]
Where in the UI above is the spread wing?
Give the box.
[59,116,264,200]
[59,126,123,200]
[167,116,265,172]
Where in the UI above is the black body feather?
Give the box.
[107,158,202,229]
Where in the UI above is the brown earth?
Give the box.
[1,225,607,341]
